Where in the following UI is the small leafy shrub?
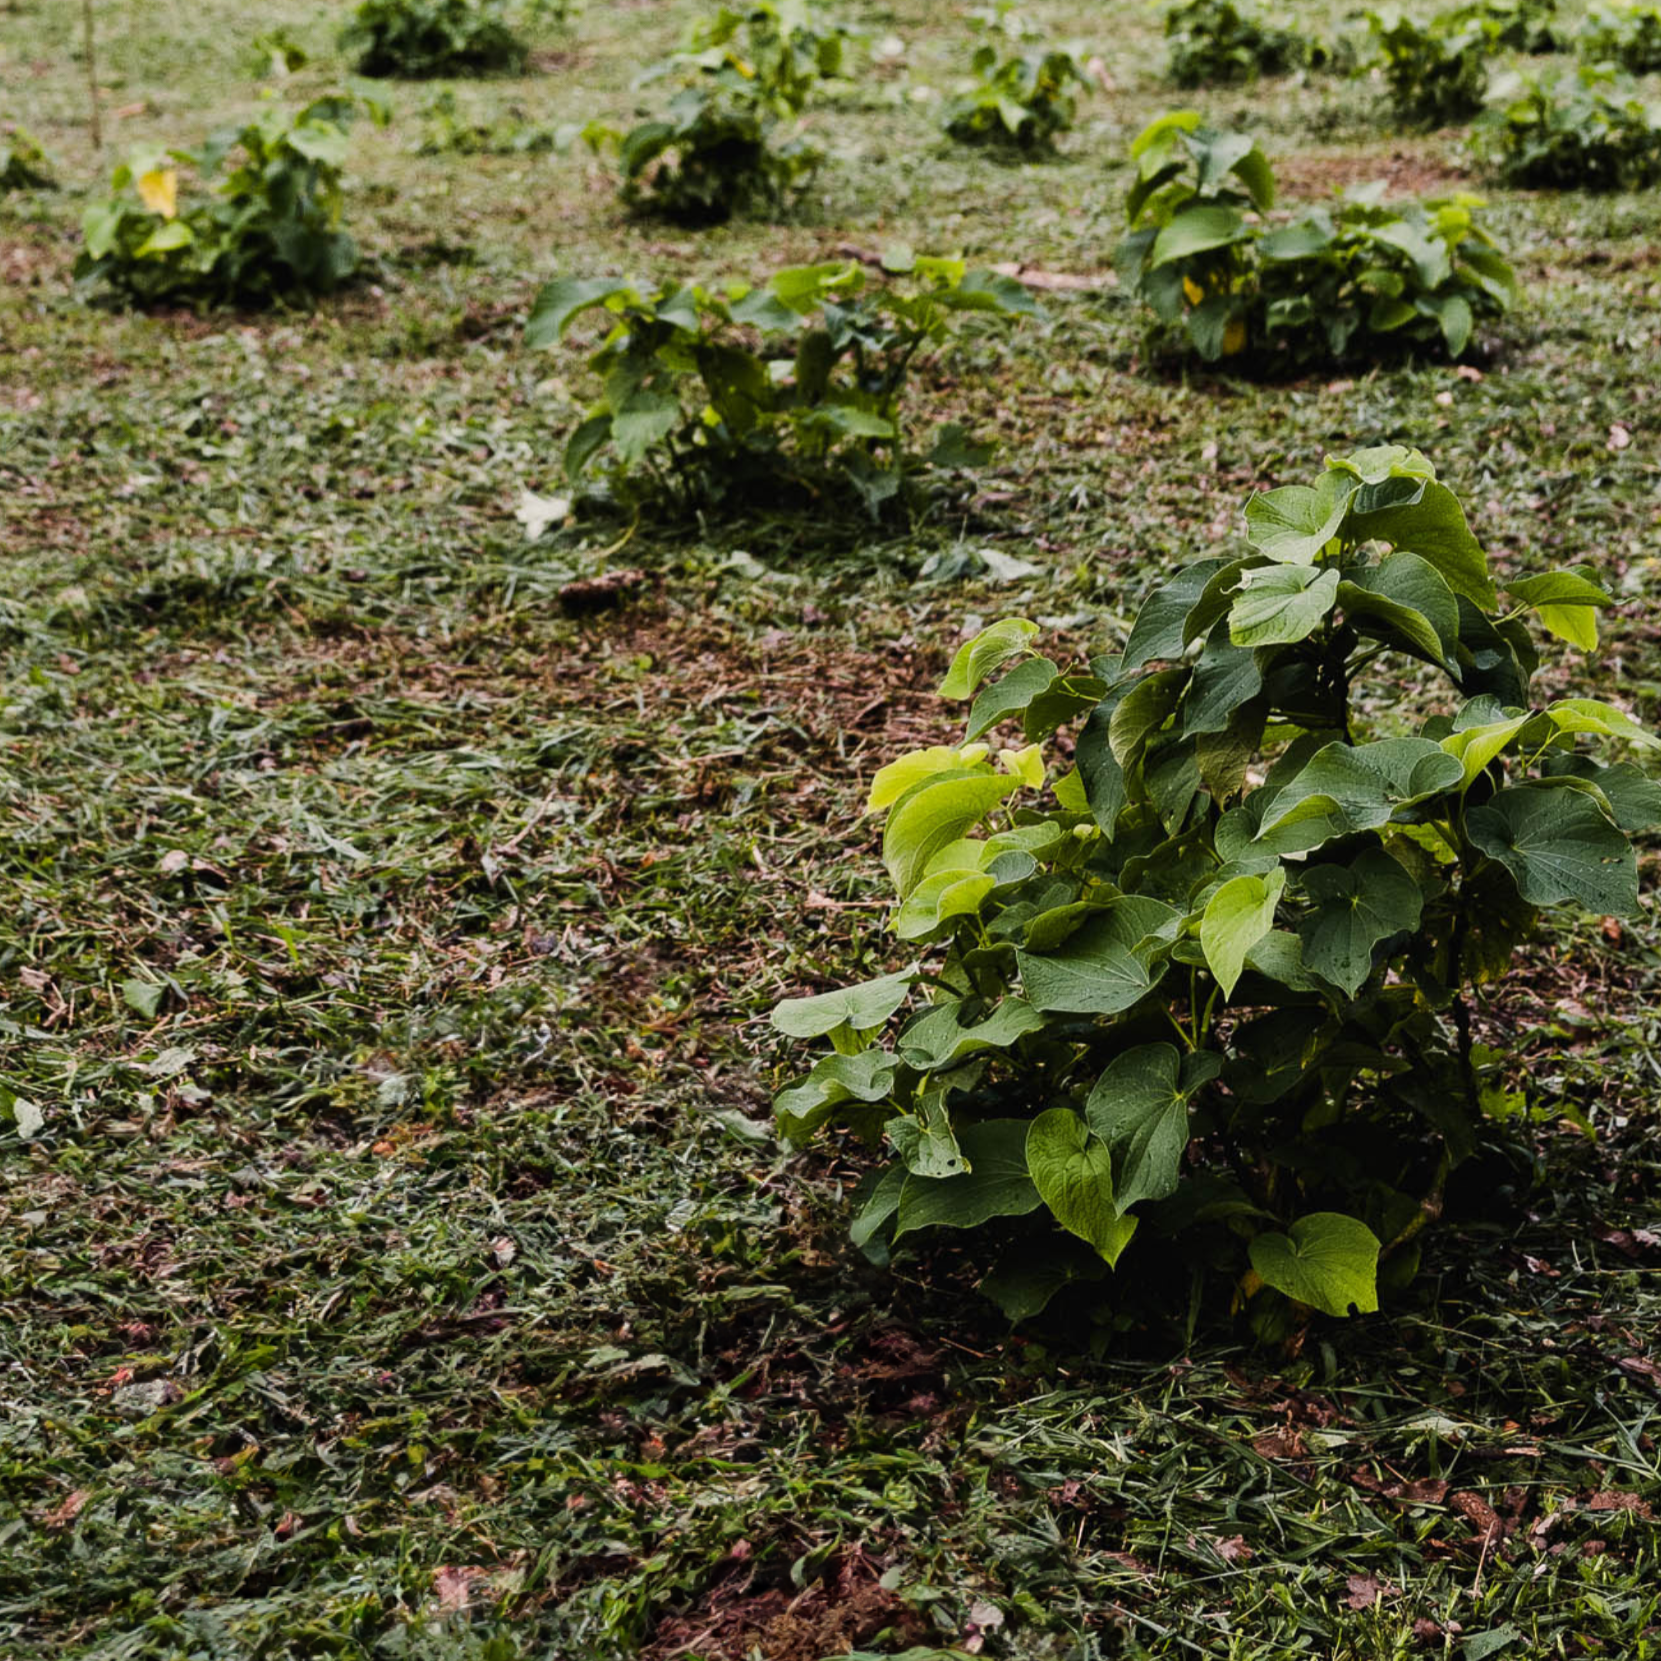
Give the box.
[75,94,386,308]
[341,0,526,78]
[246,28,310,78]
[1475,65,1661,189]
[940,45,1089,149]
[597,1,855,222]
[417,90,569,153]
[771,446,1652,1327]
[1445,0,1561,51]
[524,252,1038,516]
[1116,113,1513,366]
[1163,0,1330,86]
[1,123,54,190]
[1366,11,1490,127]
[1578,2,1661,71]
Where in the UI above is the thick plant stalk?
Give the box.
[83,0,102,151]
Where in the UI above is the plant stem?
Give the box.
[82,0,102,151]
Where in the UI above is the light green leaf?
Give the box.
[867,747,975,814]
[888,1092,966,1178]
[1544,698,1658,748]
[1148,204,1251,268]
[1026,1109,1138,1266]
[1228,567,1340,647]
[1296,847,1423,997]
[1467,786,1640,916]
[1507,568,1610,653]
[1242,469,1354,565]
[1440,714,1529,788]
[897,997,1045,1072]
[775,1049,898,1142]
[771,966,917,1039]
[894,1119,1042,1239]
[894,868,996,940]
[883,771,1017,897]
[939,619,1040,700]
[1200,867,1286,997]
[1249,1212,1380,1317]
[525,276,636,348]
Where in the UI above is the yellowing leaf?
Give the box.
[998,744,1044,789]
[1182,276,1205,306]
[1223,318,1247,356]
[137,167,178,219]
[1536,603,1597,652]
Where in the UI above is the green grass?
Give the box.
[4,1,1661,1656]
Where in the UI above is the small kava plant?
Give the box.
[593,1,855,223]
[75,94,386,308]
[940,43,1090,150]
[340,0,527,77]
[1476,65,1661,189]
[771,447,1656,1326]
[525,252,1037,516]
[1162,0,1333,86]
[1365,11,1490,127]
[1579,2,1661,72]
[1,123,54,191]
[1116,113,1514,366]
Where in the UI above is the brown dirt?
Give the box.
[1274,146,1477,205]
[641,1547,925,1661]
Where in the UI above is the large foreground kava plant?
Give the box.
[772,447,1655,1325]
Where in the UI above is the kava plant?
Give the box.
[340,0,527,78]
[1116,113,1514,366]
[1578,2,1661,71]
[940,43,1090,150]
[525,251,1038,517]
[771,446,1654,1327]
[75,94,388,308]
[594,0,855,223]
[1,123,54,191]
[1365,11,1490,127]
[1475,64,1661,189]
[1162,0,1332,87]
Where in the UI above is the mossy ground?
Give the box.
[3,2,1661,1657]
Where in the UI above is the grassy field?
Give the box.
[4,1,1661,1656]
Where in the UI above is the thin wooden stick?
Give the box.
[82,0,101,151]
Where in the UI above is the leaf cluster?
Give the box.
[1443,0,1562,52]
[1116,113,1515,367]
[1475,64,1661,189]
[596,1,857,223]
[340,0,527,78]
[73,95,388,309]
[1365,10,1491,127]
[1162,0,1339,88]
[1,122,54,191]
[939,43,1090,150]
[416,90,572,154]
[771,447,1654,1326]
[524,251,1039,517]
[1578,2,1661,72]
